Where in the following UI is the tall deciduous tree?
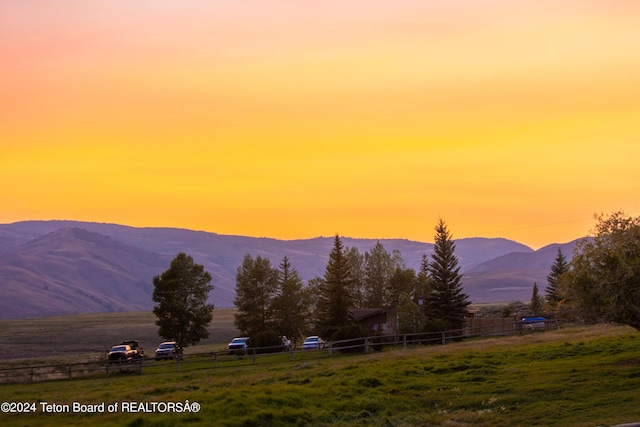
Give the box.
[363,241,405,308]
[387,267,417,307]
[363,241,394,308]
[345,246,366,308]
[561,211,640,330]
[397,292,426,334]
[546,247,569,308]
[234,254,279,337]
[305,276,325,329]
[316,235,355,337]
[152,253,214,348]
[427,219,470,329]
[271,257,308,340]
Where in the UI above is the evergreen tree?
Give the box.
[415,253,432,305]
[546,247,569,308]
[271,257,308,340]
[316,235,355,337]
[234,254,279,337]
[152,253,214,348]
[531,282,545,315]
[427,219,470,329]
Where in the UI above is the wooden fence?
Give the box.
[0,318,560,384]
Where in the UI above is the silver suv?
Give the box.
[227,337,250,355]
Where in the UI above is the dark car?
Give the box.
[154,341,182,360]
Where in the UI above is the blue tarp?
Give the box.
[521,317,547,323]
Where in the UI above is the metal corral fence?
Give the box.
[0,318,560,384]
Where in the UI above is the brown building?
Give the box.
[349,307,397,336]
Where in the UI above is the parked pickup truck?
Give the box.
[227,337,251,356]
[107,340,144,362]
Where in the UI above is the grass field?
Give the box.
[1,321,639,426]
[0,308,240,364]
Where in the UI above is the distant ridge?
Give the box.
[463,240,581,302]
[0,220,578,319]
[0,227,170,318]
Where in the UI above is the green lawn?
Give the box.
[1,324,639,426]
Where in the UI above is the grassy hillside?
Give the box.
[1,324,639,426]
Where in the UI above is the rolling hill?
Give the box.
[0,220,580,319]
[462,240,580,302]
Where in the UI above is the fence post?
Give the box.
[441,331,446,345]
[328,342,332,357]
[214,352,218,368]
[252,349,256,365]
[289,344,294,361]
[403,335,407,350]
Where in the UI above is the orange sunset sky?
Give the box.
[1,0,639,249]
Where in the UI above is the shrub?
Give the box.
[369,336,386,352]
[424,319,451,333]
[252,330,284,352]
[332,324,366,353]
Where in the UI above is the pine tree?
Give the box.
[271,257,308,340]
[316,235,355,337]
[415,253,432,306]
[531,282,545,315]
[546,247,568,308]
[427,219,470,330]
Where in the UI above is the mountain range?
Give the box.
[0,220,580,319]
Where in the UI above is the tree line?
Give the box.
[149,211,640,350]
[233,219,470,345]
[543,211,640,331]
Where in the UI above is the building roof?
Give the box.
[349,307,389,322]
